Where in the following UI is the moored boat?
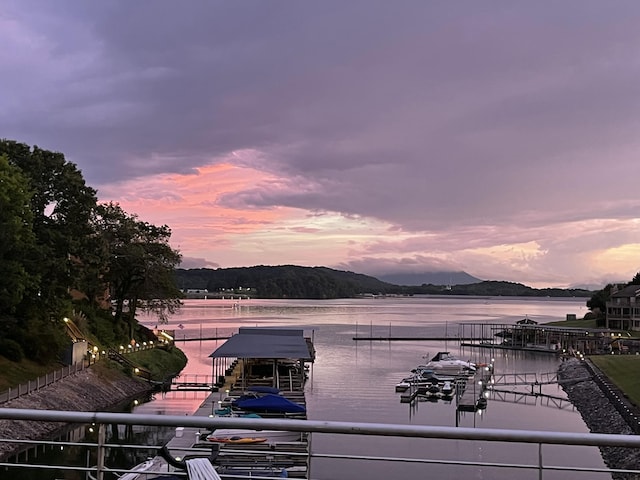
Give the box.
[420,352,476,375]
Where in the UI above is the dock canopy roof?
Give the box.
[209,327,313,360]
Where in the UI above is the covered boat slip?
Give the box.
[459,322,615,355]
[210,327,316,392]
[125,327,315,479]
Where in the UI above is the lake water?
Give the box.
[134,296,610,480]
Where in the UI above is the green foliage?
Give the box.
[127,346,188,381]
[586,284,613,313]
[0,139,182,361]
[95,202,182,337]
[0,339,24,362]
[0,154,37,313]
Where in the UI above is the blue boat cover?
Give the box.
[233,393,306,413]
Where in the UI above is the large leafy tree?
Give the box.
[0,140,99,361]
[0,140,98,312]
[95,203,182,340]
[0,139,183,359]
[0,154,37,314]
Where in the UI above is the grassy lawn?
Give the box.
[590,355,640,406]
[544,318,598,328]
[0,357,62,391]
[0,346,188,393]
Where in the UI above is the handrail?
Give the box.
[1,407,640,447]
[0,408,638,478]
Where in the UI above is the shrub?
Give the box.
[0,339,24,362]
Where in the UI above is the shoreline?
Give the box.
[0,366,153,460]
[558,358,640,478]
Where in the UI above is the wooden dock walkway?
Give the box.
[457,369,493,411]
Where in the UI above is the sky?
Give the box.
[2,1,640,289]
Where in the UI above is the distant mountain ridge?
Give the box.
[376,271,482,286]
[174,265,593,299]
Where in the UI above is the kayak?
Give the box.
[207,435,267,444]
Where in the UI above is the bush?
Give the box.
[0,339,24,362]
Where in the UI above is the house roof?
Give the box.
[209,327,313,360]
[611,285,640,298]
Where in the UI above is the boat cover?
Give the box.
[233,393,306,413]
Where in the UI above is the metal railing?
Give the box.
[0,408,638,479]
[0,362,86,404]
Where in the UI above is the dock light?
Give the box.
[134,368,140,374]
[119,345,124,350]
[478,381,483,386]
[134,400,139,405]
[88,427,94,433]
[101,350,106,355]
[143,342,147,346]
[128,344,133,349]
[136,343,140,348]
[64,317,69,323]
[485,366,490,371]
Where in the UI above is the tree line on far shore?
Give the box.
[0,140,181,364]
[175,266,595,299]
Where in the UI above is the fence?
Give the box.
[0,408,639,479]
[0,362,86,404]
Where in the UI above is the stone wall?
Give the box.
[0,365,153,460]
[558,358,640,479]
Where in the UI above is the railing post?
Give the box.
[96,423,106,480]
[538,442,543,480]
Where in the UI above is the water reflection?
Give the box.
[4,296,606,479]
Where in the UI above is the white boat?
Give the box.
[207,428,303,443]
[441,381,454,397]
[420,352,476,375]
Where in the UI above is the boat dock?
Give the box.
[126,327,314,479]
[457,367,492,411]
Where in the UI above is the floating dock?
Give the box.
[457,368,493,411]
[126,327,314,479]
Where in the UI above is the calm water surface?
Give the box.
[135,296,609,480]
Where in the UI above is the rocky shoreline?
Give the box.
[0,365,153,460]
[558,358,640,479]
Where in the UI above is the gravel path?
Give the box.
[0,366,153,460]
[558,358,640,479]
